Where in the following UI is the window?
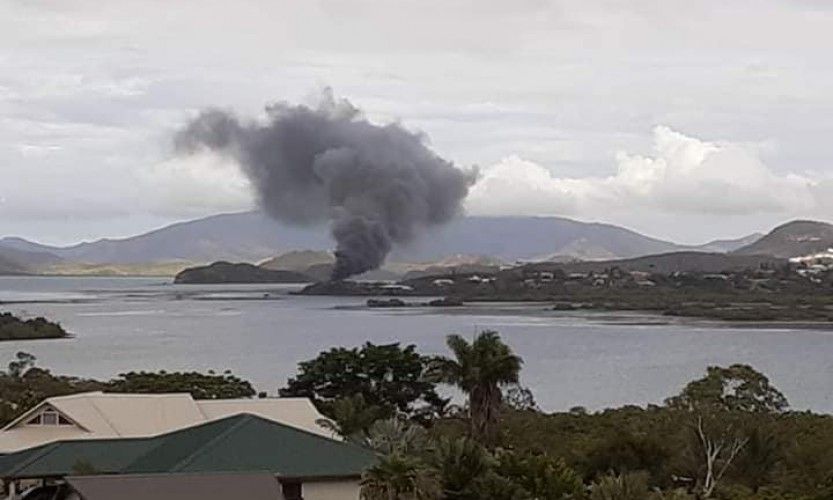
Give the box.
[25,408,73,427]
[41,410,58,425]
[281,481,303,500]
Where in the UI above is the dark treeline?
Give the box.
[3,334,833,498]
[280,333,833,499]
[0,312,67,341]
[0,352,254,424]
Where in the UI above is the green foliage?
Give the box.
[503,384,539,412]
[3,333,832,499]
[589,472,653,500]
[106,370,255,399]
[0,353,256,426]
[0,312,68,340]
[495,450,585,499]
[470,471,530,500]
[665,364,789,413]
[365,418,431,457]
[318,394,390,441]
[584,431,671,486]
[430,331,523,443]
[280,342,447,422]
[494,398,832,498]
[7,351,36,378]
[664,365,788,497]
[0,353,104,424]
[730,426,783,492]
[360,421,588,500]
[431,437,494,499]
[361,453,442,500]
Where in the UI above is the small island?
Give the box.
[0,312,69,341]
[173,261,311,284]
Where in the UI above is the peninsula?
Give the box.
[0,312,69,341]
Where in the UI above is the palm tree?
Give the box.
[360,419,440,500]
[365,418,431,456]
[361,453,441,500]
[430,331,523,444]
[430,436,492,499]
[315,394,388,443]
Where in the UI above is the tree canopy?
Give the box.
[665,364,789,413]
[0,353,256,426]
[0,312,67,340]
[106,370,255,399]
[280,342,447,422]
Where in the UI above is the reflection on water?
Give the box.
[0,276,831,413]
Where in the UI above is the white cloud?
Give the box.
[467,126,824,217]
[138,152,254,218]
[3,1,833,244]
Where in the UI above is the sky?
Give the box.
[2,0,833,246]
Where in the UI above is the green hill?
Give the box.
[734,220,833,258]
[173,261,311,284]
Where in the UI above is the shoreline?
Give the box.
[335,300,833,331]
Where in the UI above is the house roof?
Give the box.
[0,392,331,453]
[0,438,156,479]
[0,414,375,481]
[66,473,283,500]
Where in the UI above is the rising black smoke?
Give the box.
[175,93,476,279]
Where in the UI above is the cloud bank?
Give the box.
[467,126,828,219]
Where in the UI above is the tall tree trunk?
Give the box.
[470,384,501,445]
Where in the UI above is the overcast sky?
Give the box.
[2,0,833,245]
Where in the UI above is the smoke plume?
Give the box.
[175,93,476,279]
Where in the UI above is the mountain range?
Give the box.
[0,211,829,276]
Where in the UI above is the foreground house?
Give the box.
[27,473,285,500]
[0,413,375,499]
[0,392,331,453]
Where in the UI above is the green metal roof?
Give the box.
[0,414,375,480]
[0,438,156,479]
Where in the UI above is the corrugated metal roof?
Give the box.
[125,414,375,478]
[67,473,283,500]
[0,438,157,478]
[0,414,375,481]
[0,392,332,453]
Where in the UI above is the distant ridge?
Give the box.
[1,212,692,266]
[0,211,765,275]
[0,212,332,265]
[259,250,334,272]
[734,220,833,258]
[0,245,63,275]
[695,233,764,253]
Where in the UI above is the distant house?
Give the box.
[0,413,374,499]
[379,284,414,291]
[0,392,331,454]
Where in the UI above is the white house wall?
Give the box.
[302,479,361,500]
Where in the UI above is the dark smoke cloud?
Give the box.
[175,92,476,279]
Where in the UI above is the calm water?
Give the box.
[1,276,832,413]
